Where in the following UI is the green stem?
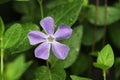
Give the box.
[1,37,4,80]
[91,0,99,52]
[38,0,44,19]
[103,70,106,80]
[46,61,52,80]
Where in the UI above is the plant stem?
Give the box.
[103,70,106,80]
[46,61,52,80]
[91,0,99,52]
[102,0,107,46]
[38,0,44,19]
[1,37,4,80]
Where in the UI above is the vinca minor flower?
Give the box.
[28,17,72,60]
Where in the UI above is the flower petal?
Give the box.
[28,30,46,45]
[40,17,54,34]
[54,24,72,40]
[35,42,50,60]
[52,41,70,60]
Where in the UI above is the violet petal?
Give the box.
[40,17,54,34]
[28,30,46,45]
[52,41,70,60]
[54,24,72,40]
[35,42,50,60]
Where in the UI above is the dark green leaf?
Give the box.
[63,25,83,68]
[13,0,36,22]
[82,25,104,46]
[4,23,22,49]
[108,23,120,49]
[87,6,120,26]
[35,65,66,80]
[70,54,91,75]
[93,44,114,70]
[46,0,83,27]
[4,55,32,80]
[10,23,39,54]
[70,75,92,80]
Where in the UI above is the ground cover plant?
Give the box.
[0,0,120,80]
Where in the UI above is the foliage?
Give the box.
[0,0,120,80]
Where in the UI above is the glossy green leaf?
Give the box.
[82,24,104,46]
[87,5,120,26]
[35,65,66,80]
[46,0,83,27]
[10,23,39,54]
[93,44,114,70]
[0,17,5,38]
[4,55,32,80]
[70,75,92,80]
[63,25,83,68]
[4,23,22,49]
[45,0,68,9]
[108,23,120,49]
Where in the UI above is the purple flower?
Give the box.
[28,17,72,60]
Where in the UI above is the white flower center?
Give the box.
[46,35,55,43]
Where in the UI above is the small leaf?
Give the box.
[93,44,114,70]
[63,25,83,68]
[87,6,120,25]
[0,17,5,38]
[70,75,92,80]
[4,55,32,80]
[10,23,39,54]
[46,0,83,27]
[4,23,22,49]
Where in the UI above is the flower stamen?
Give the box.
[47,35,54,42]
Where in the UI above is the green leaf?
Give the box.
[4,23,22,49]
[46,0,83,27]
[82,24,104,46]
[0,17,5,38]
[87,5,120,26]
[108,23,120,49]
[13,1,34,14]
[35,65,66,80]
[10,23,39,54]
[63,25,83,68]
[70,75,92,80]
[4,55,32,80]
[70,54,91,75]
[13,0,36,22]
[93,44,114,70]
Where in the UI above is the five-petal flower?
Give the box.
[28,17,72,60]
